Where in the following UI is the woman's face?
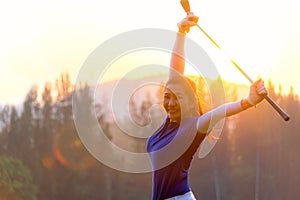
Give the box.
[164,77,200,122]
[163,87,187,123]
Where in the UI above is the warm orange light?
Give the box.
[41,155,54,170]
[54,146,70,168]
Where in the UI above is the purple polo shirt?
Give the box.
[147,117,205,200]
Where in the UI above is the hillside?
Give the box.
[93,74,249,121]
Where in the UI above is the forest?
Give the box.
[0,72,299,200]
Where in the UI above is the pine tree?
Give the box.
[54,73,74,125]
[5,106,19,155]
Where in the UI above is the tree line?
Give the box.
[0,73,299,200]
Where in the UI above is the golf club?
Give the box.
[180,0,290,121]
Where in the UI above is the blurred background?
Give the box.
[0,72,299,199]
[1,0,300,199]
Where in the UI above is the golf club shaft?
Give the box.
[180,0,290,121]
[197,24,290,121]
[196,24,221,49]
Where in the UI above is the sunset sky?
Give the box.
[1,0,299,105]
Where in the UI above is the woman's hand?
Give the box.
[177,12,199,34]
[246,79,268,106]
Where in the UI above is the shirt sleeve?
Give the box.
[196,100,244,133]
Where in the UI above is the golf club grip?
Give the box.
[180,0,191,13]
[264,95,290,121]
[231,56,290,121]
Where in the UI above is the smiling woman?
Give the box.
[0,1,298,200]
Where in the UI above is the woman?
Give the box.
[146,13,268,200]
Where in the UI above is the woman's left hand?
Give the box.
[246,79,268,106]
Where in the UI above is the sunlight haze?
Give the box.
[1,0,299,104]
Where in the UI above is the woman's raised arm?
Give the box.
[196,79,268,134]
[169,13,198,78]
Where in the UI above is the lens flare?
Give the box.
[53,121,95,171]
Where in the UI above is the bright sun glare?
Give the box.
[0,0,299,104]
